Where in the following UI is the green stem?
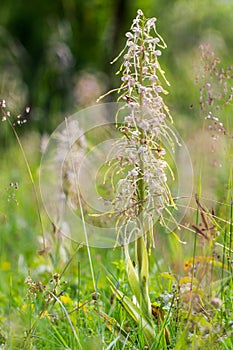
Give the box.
[64,118,97,293]
[136,31,145,272]
[229,200,233,277]
[135,18,152,322]
[7,117,46,251]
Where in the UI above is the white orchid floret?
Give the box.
[155,86,163,93]
[148,75,158,83]
[127,41,139,51]
[155,50,162,56]
[131,27,142,36]
[124,53,131,60]
[159,173,167,182]
[157,159,168,169]
[125,32,134,39]
[150,62,159,69]
[148,37,160,45]
[131,130,139,137]
[147,42,155,52]
[121,75,131,82]
[128,169,139,177]
[150,180,164,191]
[138,146,147,154]
[142,67,148,74]
[154,96,163,104]
[158,113,166,121]
[142,96,152,106]
[138,85,153,94]
[132,11,143,28]
[124,149,138,164]
[146,17,157,28]
[137,9,143,16]
[129,78,136,87]
[138,119,150,130]
[127,101,139,110]
[124,115,134,124]
[124,62,131,70]
[144,172,154,181]
[159,148,166,156]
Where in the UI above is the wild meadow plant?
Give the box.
[98,9,178,347]
[97,11,233,349]
[1,10,233,350]
[187,44,233,348]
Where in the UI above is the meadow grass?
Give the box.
[0,10,233,350]
[0,157,232,349]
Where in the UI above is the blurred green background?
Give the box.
[1,0,233,134]
[0,3,232,348]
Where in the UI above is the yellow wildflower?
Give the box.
[1,262,11,271]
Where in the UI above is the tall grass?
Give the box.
[0,10,233,350]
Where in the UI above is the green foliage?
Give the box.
[1,2,233,349]
[0,0,233,134]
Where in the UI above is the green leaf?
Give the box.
[160,272,176,281]
[108,278,156,348]
[139,236,151,319]
[135,236,151,321]
[124,245,141,305]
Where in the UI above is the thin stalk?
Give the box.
[188,128,204,314]
[221,225,228,325]
[49,291,82,348]
[189,195,200,315]
[6,117,46,251]
[229,200,233,277]
[227,167,232,274]
[77,260,81,327]
[64,118,97,292]
[135,19,152,323]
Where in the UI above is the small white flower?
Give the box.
[1,99,6,108]
[131,130,139,137]
[155,50,162,56]
[124,61,131,68]
[128,169,138,177]
[124,54,131,60]
[129,77,135,87]
[121,75,130,81]
[159,148,166,156]
[155,86,163,93]
[152,38,160,44]
[137,9,143,16]
[138,120,150,130]
[149,75,158,83]
[125,115,133,123]
[138,146,147,154]
[132,27,142,35]
[146,17,157,28]
[142,67,148,74]
[125,32,133,39]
